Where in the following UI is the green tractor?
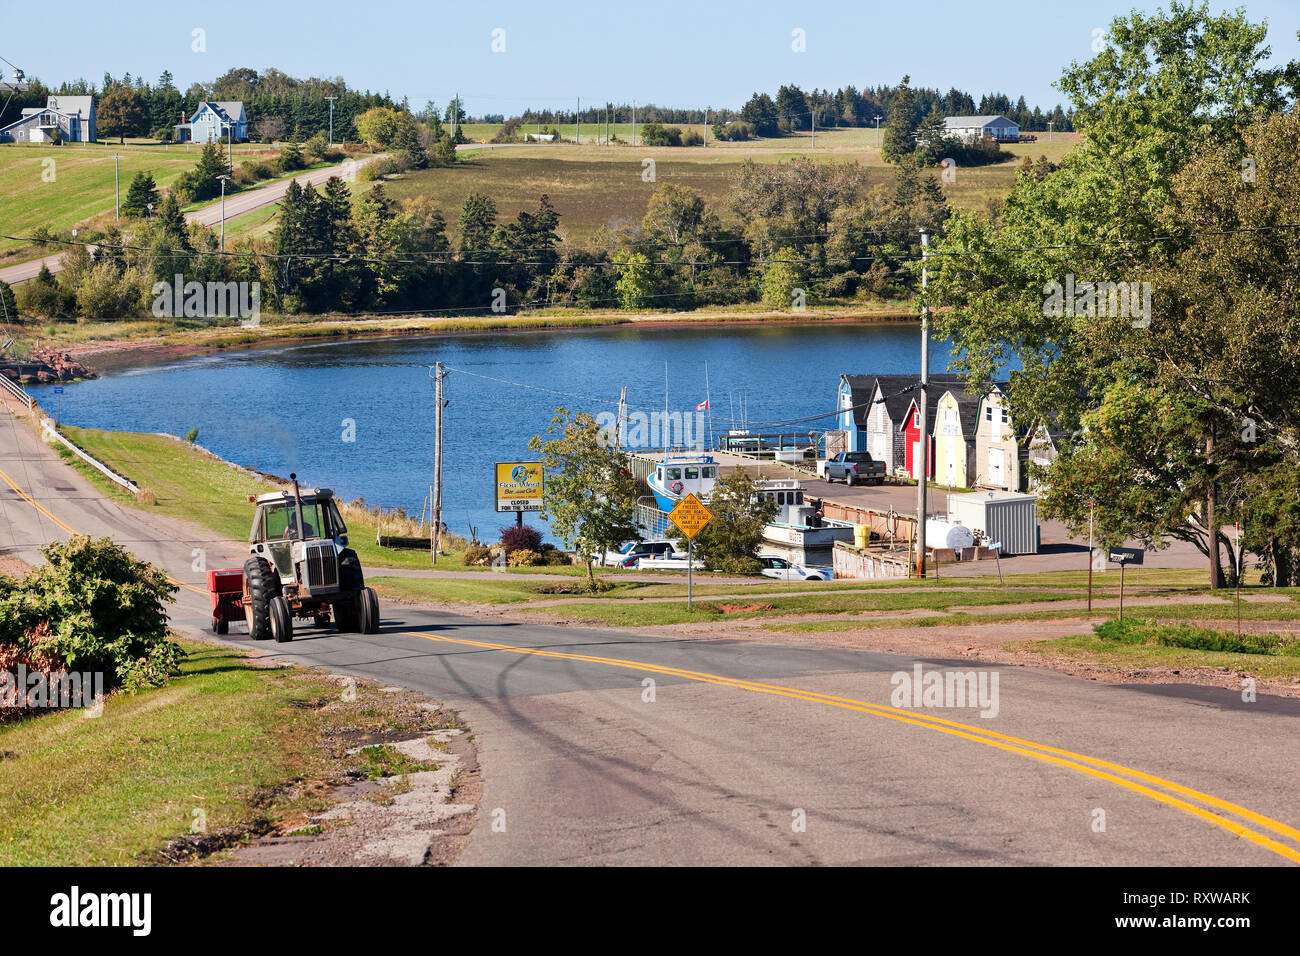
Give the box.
[241,474,380,642]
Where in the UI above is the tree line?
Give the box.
[2,67,400,144]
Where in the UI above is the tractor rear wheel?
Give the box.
[338,548,364,591]
[269,595,293,643]
[243,557,279,641]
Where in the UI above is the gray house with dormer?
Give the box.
[0,95,96,143]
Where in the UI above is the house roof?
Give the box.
[844,373,979,432]
[214,101,246,122]
[195,101,246,124]
[46,95,94,118]
[944,114,1018,129]
[841,374,919,428]
[901,375,979,435]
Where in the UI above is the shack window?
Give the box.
[666,468,681,480]
[685,467,699,480]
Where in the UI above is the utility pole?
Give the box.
[632,99,636,146]
[1087,501,1094,613]
[453,92,459,140]
[325,95,337,145]
[1047,120,1054,143]
[617,385,627,447]
[915,228,930,577]
[432,361,445,564]
[811,109,815,151]
[703,106,708,147]
[114,152,119,220]
[875,114,883,148]
[576,96,580,145]
[217,174,232,252]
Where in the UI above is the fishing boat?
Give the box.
[647,455,720,512]
[757,477,856,565]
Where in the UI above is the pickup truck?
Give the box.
[821,451,887,486]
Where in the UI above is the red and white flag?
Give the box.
[696,398,710,411]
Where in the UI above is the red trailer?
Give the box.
[208,568,245,634]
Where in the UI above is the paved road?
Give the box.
[2,394,1298,865]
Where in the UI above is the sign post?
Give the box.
[668,492,713,611]
[1108,547,1144,622]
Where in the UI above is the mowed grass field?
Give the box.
[0,140,282,256]
[382,132,1083,245]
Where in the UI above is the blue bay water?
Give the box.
[30,321,957,538]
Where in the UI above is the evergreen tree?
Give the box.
[881,76,919,163]
[121,171,160,217]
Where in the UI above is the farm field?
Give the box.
[0,140,282,256]
[379,132,1082,245]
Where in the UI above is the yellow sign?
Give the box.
[669,493,714,539]
[495,461,544,512]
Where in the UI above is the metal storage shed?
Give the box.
[946,491,1039,555]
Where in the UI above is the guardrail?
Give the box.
[39,420,140,494]
[0,374,35,409]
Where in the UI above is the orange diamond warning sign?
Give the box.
[669,493,714,539]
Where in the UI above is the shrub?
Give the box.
[682,129,704,147]
[463,544,492,566]
[499,524,543,555]
[542,548,571,566]
[0,536,182,697]
[1093,619,1299,656]
[507,548,543,567]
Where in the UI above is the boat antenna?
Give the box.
[663,360,669,456]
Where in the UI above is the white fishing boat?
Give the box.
[757,478,856,565]
[647,455,719,511]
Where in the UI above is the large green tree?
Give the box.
[98,87,150,143]
[529,409,640,587]
[926,2,1298,587]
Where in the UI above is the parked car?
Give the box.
[821,451,887,486]
[758,555,829,581]
[602,540,679,568]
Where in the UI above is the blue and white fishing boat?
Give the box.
[647,455,720,511]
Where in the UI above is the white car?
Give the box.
[758,556,829,581]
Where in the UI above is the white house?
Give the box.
[943,114,1020,143]
[0,95,96,143]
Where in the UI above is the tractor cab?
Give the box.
[220,473,379,643]
[249,487,348,583]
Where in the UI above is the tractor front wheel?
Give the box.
[243,556,279,641]
[358,587,381,634]
[269,595,293,643]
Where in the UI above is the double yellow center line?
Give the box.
[2,443,1296,864]
[404,628,1300,863]
[0,463,207,595]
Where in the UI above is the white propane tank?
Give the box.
[924,519,974,550]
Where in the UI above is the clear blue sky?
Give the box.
[5,1,1299,115]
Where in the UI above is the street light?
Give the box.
[217,174,232,253]
[325,95,337,145]
[874,114,883,148]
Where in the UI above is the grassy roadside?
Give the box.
[0,639,452,865]
[1022,633,1300,680]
